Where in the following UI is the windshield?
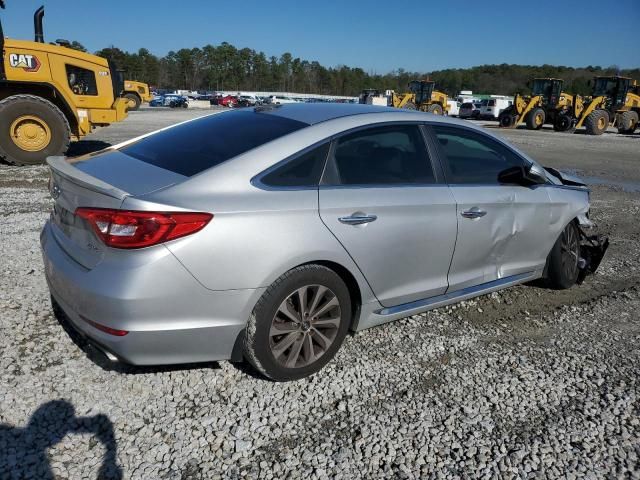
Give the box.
[531,79,552,96]
[593,78,620,96]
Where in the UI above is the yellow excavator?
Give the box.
[122,80,152,111]
[499,78,582,132]
[391,80,449,115]
[576,76,640,135]
[0,2,129,165]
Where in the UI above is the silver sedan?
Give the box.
[41,104,608,381]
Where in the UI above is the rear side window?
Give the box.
[432,126,526,184]
[121,110,307,176]
[261,143,330,187]
[326,125,435,185]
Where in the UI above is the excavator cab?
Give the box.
[592,76,631,109]
[408,80,435,105]
[531,78,563,106]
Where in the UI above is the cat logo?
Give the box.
[8,53,41,72]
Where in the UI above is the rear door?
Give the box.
[429,125,551,291]
[318,124,457,307]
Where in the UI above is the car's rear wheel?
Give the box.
[546,222,581,289]
[244,265,351,381]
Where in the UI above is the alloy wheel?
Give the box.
[560,225,579,280]
[269,285,341,368]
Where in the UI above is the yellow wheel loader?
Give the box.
[0,2,129,165]
[391,80,449,115]
[498,78,582,132]
[575,76,640,135]
[123,80,152,111]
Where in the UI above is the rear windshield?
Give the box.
[120,110,308,176]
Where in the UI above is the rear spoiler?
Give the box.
[47,156,129,201]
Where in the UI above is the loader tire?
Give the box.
[124,93,141,111]
[499,112,517,128]
[526,107,545,130]
[402,102,417,110]
[428,104,444,115]
[584,110,609,135]
[616,111,638,134]
[554,114,576,133]
[0,95,71,166]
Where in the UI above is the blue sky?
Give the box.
[3,0,639,72]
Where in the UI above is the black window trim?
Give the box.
[319,121,445,189]
[251,138,332,191]
[423,122,538,187]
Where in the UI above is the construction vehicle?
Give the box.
[391,80,449,115]
[122,80,152,111]
[498,78,582,132]
[0,2,129,165]
[576,76,640,135]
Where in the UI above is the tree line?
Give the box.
[65,41,640,97]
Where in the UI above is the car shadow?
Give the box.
[0,400,122,479]
[51,298,221,375]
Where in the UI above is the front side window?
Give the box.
[326,125,435,185]
[433,126,527,185]
[66,65,98,96]
[261,143,330,187]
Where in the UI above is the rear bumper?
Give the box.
[41,221,264,365]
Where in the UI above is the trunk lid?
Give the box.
[47,151,187,269]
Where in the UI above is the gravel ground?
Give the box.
[1,108,639,479]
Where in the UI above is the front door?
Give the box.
[318,124,457,307]
[430,125,551,291]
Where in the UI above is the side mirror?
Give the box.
[498,164,546,186]
[527,163,547,183]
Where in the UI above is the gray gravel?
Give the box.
[1,108,639,479]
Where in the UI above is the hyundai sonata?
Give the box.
[41,104,607,381]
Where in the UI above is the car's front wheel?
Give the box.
[546,222,581,289]
[244,265,351,381]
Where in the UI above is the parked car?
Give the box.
[216,95,238,108]
[149,95,188,108]
[149,96,164,107]
[479,98,513,120]
[41,104,607,381]
[237,95,261,107]
[268,95,298,105]
[459,101,482,119]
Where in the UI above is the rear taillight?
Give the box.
[75,208,212,249]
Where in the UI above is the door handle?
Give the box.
[461,208,487,219]
[338,214,378,225]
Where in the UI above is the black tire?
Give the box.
[499,112,517,128]
[123,93,141,111]
[546,222,581,289]
[402,101,417,110]
[616,111,638,134]
[428,104,444,115]
[0,94,71,166]
[244,265,352,381]
[554,114,576,133]
[525,107,545,130]
[584,110,609,135]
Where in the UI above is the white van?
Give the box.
[479,97,513,119]
[447,100,460,117]
[268,95,299,105]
